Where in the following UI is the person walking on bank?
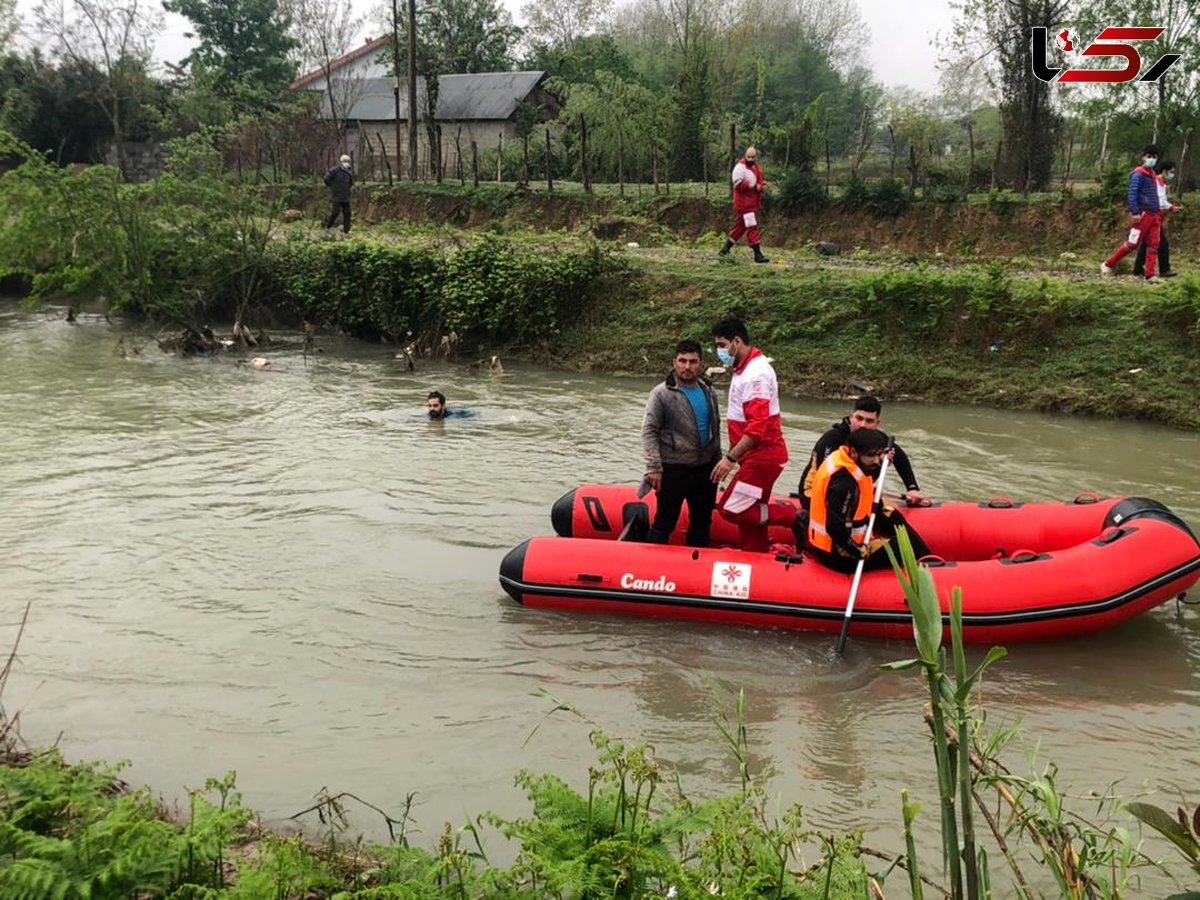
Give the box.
[1101,144,1163,282]
[641,340,723,547]
[324,154,354,234]
[719,147,770,263]
[709,318,804,553]
[1134,160,1181,278]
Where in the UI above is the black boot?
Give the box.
[752,243,770,263]
[718,239,734,256]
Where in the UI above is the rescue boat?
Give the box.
[498,485,1200,643]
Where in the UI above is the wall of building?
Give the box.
[350,120,537,180]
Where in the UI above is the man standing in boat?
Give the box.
[808,428,932,573]
[709,318,804,552]
[642,340,723,547]
[798,395,926,509]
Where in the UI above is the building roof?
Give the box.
[337,72,547,122]
[290,35,391,91]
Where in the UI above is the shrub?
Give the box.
[772,168,828,216]
[867,179,910,217]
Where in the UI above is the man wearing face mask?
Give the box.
[719,147,770,263]
[1101,144,1163,282]
[323,154,354,234]
[709,318,804,553]
[1134,160,1181,278]
[807,428,933,574]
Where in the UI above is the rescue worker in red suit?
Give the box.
[709,318,804,553]
[1102,144,1164,283]
[719,147,770,263]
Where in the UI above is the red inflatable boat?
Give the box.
[498,485,1200,643]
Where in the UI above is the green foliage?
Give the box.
[773,168,828,216]
[264,236,608,347]
[0,751,249,899]
[866,178,909,217]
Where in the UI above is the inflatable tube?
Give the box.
[502,487,1200,643]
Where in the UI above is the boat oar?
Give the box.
[835,440,893,657]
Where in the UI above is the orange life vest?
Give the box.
[807,447,875,554]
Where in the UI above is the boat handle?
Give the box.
[919,554,947,567]
[1073,491,1104,504]
[1007,549,1042,563]
[986,496,1016,508]
[1095,526,1128,545]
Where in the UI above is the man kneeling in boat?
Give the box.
[808,429,933,573]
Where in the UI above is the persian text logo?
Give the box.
[1032,26,1181,83]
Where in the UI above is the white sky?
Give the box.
[9,0,952,93]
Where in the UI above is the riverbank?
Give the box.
[254,230,1200,429]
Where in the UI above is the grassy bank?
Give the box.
[542,248,1200,429]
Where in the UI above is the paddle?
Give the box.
[835,439,893,657]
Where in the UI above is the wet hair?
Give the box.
[847,428,888,455]
[1157,160,1176,173]
[853,395,882,415]
[675,339,703,357]
[1143,144,1161,157]
[712,318,750,344]
[427,390,446,405]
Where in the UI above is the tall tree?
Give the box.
[281,0,365,139]
[520,0,611,52]
[163,0,298,113]
[946,0,1067,191]
[33,0,162,175]
[421,0,520,73]
[0,0,19,53]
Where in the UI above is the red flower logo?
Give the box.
[721,564,742,583]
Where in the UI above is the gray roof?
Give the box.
[338,71,546,122]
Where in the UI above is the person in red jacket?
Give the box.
[709,318,804,552]
[719,147,770,263]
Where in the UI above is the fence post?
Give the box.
[472,140,479,187]
[545,128,554,193]
[728,122,736,174]
[497,132,503,184]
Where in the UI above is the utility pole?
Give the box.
[407,0,418,181]
[390,0,403,178]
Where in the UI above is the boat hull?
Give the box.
[504,488,1200,643]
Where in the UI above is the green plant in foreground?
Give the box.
[882,529,1168,899]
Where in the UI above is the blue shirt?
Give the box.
[679,384,711,443]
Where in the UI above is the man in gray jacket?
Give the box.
[642,339,722,546]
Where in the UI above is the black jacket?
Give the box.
[798,416,919,502]
[324,165,353,202]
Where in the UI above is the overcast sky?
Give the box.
[10,0,953,93]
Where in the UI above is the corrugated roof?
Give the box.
[339,72,546,122]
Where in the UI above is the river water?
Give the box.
[2,299,1199,889]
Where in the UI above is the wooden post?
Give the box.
[472,140,479,187]
[455,126,463,184]
[375,131,393,185]
[497,132,503,184]
[991,139,1003,192]
[406,0,418,181]
[545,128,553,193]
[652,143,659,195]
[580,114,591,194]
[703,136,708,198]
[728,122,736,174]
[1178,127,1193,202]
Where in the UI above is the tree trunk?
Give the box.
[455,126,463,183]
[406,0,418,181]
[545,128,553,193]
[522,133,530,184]
[965,120,975,198]
[497,132,503,184]
[991,139,1003,192]
[728,122,736,174]
[390,0,404,180]
[580,114,591,194]
[472,140,479,187]
[887,122,897,179]
[618,128,625,198]
[1178,126,1193,203]
[376,131,393,185]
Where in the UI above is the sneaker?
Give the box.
[1100,263,1114,277]
[1162,271,1178,278]
[1145,275,1160,284]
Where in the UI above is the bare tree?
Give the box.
[34,0,162,177]
[521,0,611,50]
[281,0,366,143]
